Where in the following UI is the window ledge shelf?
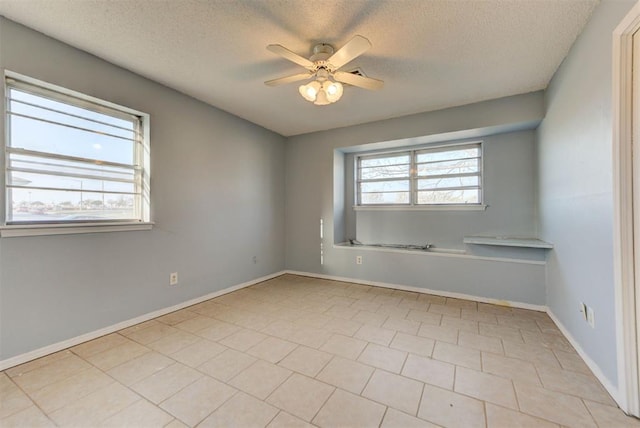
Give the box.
[463,236,553,249]
[0,222,154,238]
[335,242,466,255]
[353,205,487,212]
[333,242,546,265]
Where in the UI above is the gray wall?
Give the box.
[537,0,635,387]
[350,130,537,250]
[0,18,286,360]
[286,92,547,305]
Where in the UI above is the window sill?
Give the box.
[353,204,487,212]
[0,222,154,238]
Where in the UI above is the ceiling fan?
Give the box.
[264,35,384,105]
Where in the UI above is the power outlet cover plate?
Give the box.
[586,306,595,328]
[170,272,178,286]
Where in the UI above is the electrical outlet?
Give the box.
[586,306,595,328]
[579,302,587,321]
[252,256,257,264]
[170,272,178,286]
[356,255,363,265]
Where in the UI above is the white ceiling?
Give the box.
[0,0,598,136]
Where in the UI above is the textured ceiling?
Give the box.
[0,0,598,136]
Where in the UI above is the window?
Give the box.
[4,72,150,227]
[356,142,482,206]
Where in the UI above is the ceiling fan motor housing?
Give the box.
[311,43,334,59]
[310,43,337,71]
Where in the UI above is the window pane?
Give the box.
[9,171,135,194]
[360,164,410,179]
[10,99,136,141]
[417,176,479,190]
[356,143,482,207]
[361,180,410,193]
[416,158,479,176]
[9,153,135,182]
[416,189,479,204]
[10,89,134,130]
[9,115,135,165]
[5,76,149,225]
[360,154,410,168]
[416,146,479,163]
[8,188,136,223]
[361,192,410,204]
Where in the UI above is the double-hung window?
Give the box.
[356,142,482,207]
[4,72,150,229]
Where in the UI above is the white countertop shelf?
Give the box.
[463,236,553,249]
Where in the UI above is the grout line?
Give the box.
[353,367,424,417]
[397,348,410,375]
[2,371,56,423]
[263,409,282,427]
[581,397,604,427]
[57,359,166,426]
[416,382,426,417]
[359,365,377,396]
[378,406,389,428]
[491,402,571,427]
[306,376,337,424]
[194,389,240,427]
[510,378,520,411]
[483,400,489,428]
[453,364,458,392]
[262,371,295,403]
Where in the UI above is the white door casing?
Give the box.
[613,0,640,417]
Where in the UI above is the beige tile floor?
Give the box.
[2,274,640,428]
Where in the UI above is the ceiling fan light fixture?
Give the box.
[299,80,321,102]
[299,78,343,105]
[324,80,343,102]
[314,90,330,106]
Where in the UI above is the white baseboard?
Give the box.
[285,270,547,312]
[546,309,622,406]
[0,270,286,372]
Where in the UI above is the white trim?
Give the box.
[463,236,553,249]
[0,222,154,237]
[333,243,546,266]
[3,70,152,226]
[612,1,640,416]
[284,270,547,312]
[353,204,487,212]
[546,310,622,407]
[4,70,147,118]
[354,138,485,158]
[0,270,286,371]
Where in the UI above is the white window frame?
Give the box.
[354,141,486,211]
[1,71,152,237]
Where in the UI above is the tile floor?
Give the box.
[2,274,640,427]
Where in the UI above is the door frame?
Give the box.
[613,0,640,417]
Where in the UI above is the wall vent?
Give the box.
[347,67,366,77]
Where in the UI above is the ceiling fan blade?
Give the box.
[334,71,384,90]
[327,35,372,70]
[267,44,314,68]
[264,72,313,86]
